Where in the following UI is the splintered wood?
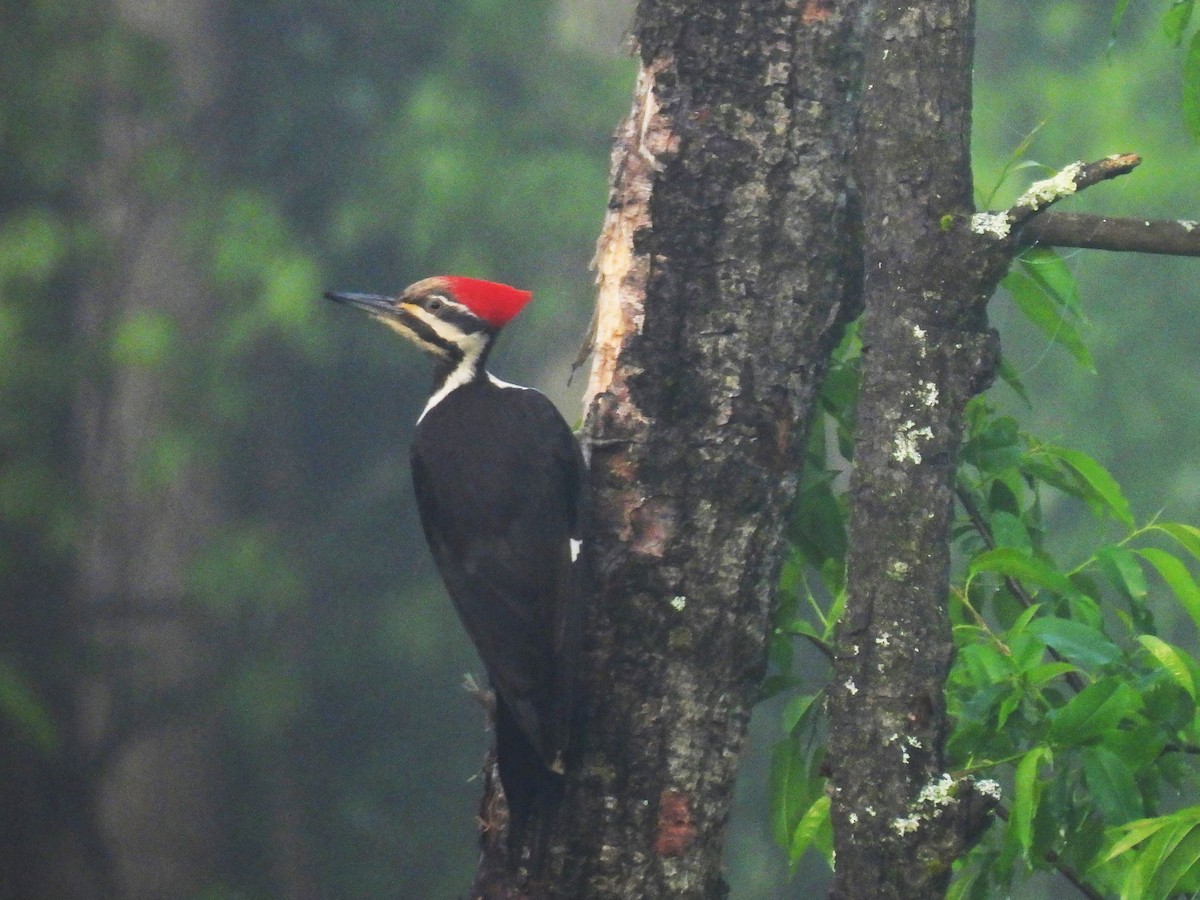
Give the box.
[583,56,677,408]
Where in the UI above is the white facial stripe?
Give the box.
[381,304,483,359]
[419,368,471,423]
[416,330,490,424]
[405,307,464,347]
[428,314,464,346]
[457,330,489,363]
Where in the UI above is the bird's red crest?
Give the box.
[444,276,532,328]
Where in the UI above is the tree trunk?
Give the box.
[472,1,868,896]
[484,2,1018,897]
[826,3,1003,897]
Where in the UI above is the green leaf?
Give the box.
[980,121,1045,208]
[961,411,1021,473]
[1106,814,1175,862]
[1143,820,1198,882]
[1047,678,1141,745]
[1084,744,1143,823]
[756,674,798,703]
[1148,820,1200,900]
[1152,522,1200,563]
[1006,602,1043,638]
[791,475,847,568]
[1164,0,1196,46]
[1068,592,1105,630]
[1097,546,1149,603]
[1139,635,1196,699]
[1011,746,1051,858]
[1186,29,1200,139]
[945,860,984,900]
[1038,445,1134,526]
[1115,813,1200,900]
[1142,678,1195,732]
[989,510,1032,553]
[788,794,832,868]
[1137,548,1200,630]
[1026,660,1078,686]
[822,575,847,633]
[263,254,319,325]
[1008,629,1047,673]
[1111,0,1133,38]
[784,616,821,641]
[1019,248,1085,317]
[969,547,1079,598]
[781,693,821,735]
[768,627,795,675]
[1105,725,1169,770]
[1027,616,1123,667]
[996,356,1032,407]
[769,739,820,850]
[996,686,1023,728]
[1002,269,1095,372]
[769,740,803,847]
[958,642,1016,690]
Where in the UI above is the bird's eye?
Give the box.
[425,295,445,311]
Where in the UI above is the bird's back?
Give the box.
[409,377,584,765]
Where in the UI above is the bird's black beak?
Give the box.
[324,291,397,317]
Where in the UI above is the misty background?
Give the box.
[1,1,1197,896]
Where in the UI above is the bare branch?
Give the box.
[1023,212,1200,257]
[973,156,1200,258]
[1006,154,1141,228]
[969,155,1142,243]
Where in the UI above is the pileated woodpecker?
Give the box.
[325,276,585,855]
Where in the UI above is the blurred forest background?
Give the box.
[0,1,1197,898]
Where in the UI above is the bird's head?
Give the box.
[325,276,533,365]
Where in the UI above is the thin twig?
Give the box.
[802,631,835,661]
[1044,844,1109,900]
[992,805,1108,900]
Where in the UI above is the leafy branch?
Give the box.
[765,213,1200,895]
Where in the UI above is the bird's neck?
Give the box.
[420,333,495,423]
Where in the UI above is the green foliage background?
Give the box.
[0,1,1196,897]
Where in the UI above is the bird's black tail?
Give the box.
[495,697,564,873]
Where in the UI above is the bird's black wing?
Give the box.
[410,381,584,765]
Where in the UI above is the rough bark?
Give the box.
[498,0,866,897]
[826,3,1003,897]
